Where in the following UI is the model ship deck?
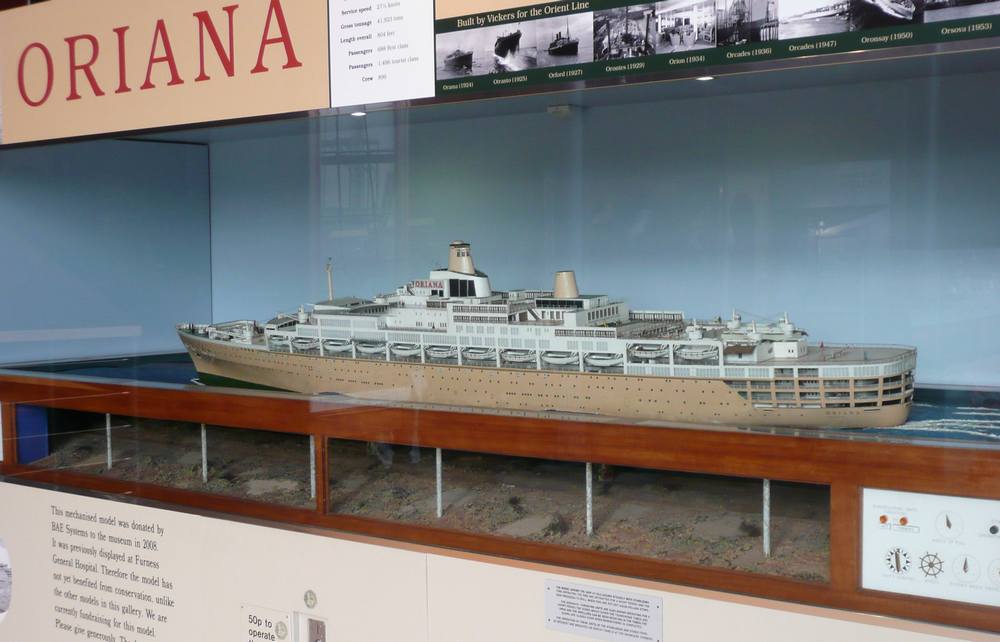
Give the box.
[179,241,916,428]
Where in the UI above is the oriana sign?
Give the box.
[0,0,330,144]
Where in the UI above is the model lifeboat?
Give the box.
[425,345,459,359]
[629,344,669,360]
[322,338,353,353]
[585,353,624,368]
[541,350,579,366]
[501,349,536,363]
[355,342,387,355]
[268,335,291,347]
[292,337,319,350]
[463,347,497,361]
[390,343,422,358]
[674,345,719,361]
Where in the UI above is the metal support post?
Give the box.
[105,413,112,470]
[310,436,317,500]
[435,448,443,518]
[586,462,594,536]
[201,423,208,483]
[763,478,772,558]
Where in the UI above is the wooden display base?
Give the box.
[1,372,998,632]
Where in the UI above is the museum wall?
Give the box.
[208,71,1000,387]
[0,140,211,364]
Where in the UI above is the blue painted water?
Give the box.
[860,401,1000,443]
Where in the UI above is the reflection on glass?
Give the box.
[327,439,437,522]
[17,406,313,508]
[326,438,829,581]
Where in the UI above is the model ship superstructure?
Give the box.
[179,241,916,428]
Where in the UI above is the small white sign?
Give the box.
[545,579,663,642]
[328,0,436,108]
[862,488,1000,607]
[241,604,291,642]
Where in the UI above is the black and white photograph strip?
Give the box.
[0,540,10,623]
[924,0,997,22]
[848,0,924,29]
[655,0,718,52]
[594,4,658,60]
[717,0,780,44]
[534,13,596,68]
[778,0,851,38]
[436,22,539,80]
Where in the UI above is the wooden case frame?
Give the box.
[1,372,998,632]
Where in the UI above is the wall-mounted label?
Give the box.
[329,0,436,108]
[544,579,663,642]
[433,0,1000,97]
[0,481,430,641]
[862,488,1000,608]
[0,0,331,144]
[242,604,291,642]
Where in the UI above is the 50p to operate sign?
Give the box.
[0,0,331,144]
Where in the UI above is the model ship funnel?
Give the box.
[553,270,580,299]
[448,240,476,275]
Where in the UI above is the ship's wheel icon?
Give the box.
[920,553,944,578]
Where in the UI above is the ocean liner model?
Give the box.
[178,241,916,428]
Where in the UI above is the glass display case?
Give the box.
[2,32,1000,633]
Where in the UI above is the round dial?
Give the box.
[988,559,1000,587]
[935,511,963,538]
[952,555,981,584]
[919,552,944,578]
[884,547,911,574]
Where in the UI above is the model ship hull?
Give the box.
[180,332,912,428]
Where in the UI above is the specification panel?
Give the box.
[862,488,1000,607]
[329,0,436,108]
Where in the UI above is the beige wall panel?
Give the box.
[436,0,541,20]
[426,553,1000,642]
[0,482,428,641]
[2,481,998,642]
[0,0,329,143]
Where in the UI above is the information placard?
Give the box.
[0,481,429,641]
[544,579,663,642]
[433,0,1000,98]
[329,0,437,107]
[862,488,1000,607]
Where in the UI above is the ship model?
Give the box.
[548,20,580,55]
[495,28,522,56]
[445,49,473,69]
[178,241,916,428]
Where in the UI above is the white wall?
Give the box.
[0,140,211,364]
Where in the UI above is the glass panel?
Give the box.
[2,58,1000,447]
[17,406,313,508]
[327,439,437,523]
[326,440,829,581]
